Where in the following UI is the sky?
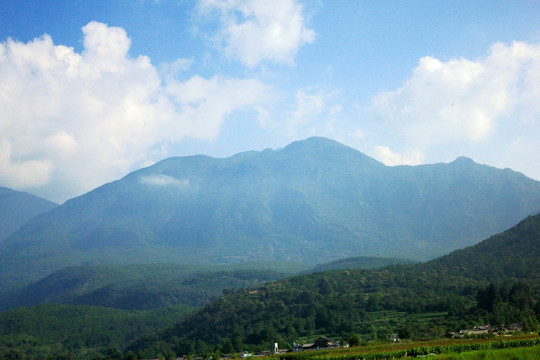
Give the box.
[1,0,540,203]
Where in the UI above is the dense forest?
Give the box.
[129,271,538,357]
[0,303,192,359]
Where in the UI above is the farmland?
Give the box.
[272,335,539,360]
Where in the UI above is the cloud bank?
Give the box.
[370,41,540,177]
[0,21,267,202]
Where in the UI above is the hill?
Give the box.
[0,187,57,241]
[424,213,540,282]
[0,262,294,312]
[1,137,540,286]
[129,213,540,356]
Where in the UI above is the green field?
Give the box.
[272,335,539,360]
[433,346,540,359]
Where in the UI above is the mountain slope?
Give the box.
[424,213,540,281]
[1,137,540,287]
[129,213,540,356]
[0,187,57,241]
[0,263,289,311]
[308,256,416,273]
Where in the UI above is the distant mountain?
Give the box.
[129,213,540,356]
[1,137,540,287]
[0,187,57,241]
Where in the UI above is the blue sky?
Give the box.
[1,0,540,202]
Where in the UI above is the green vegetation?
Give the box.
[425,214,540,282]
[0,263,292,311]
[129,269,538,356]
[0,200,538,359]
[308,256,416,273]
[434,346,540,359]
[272,336,540,360]
[129,213,540,357]
[0,303,193,359]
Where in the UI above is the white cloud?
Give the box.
[199,0,315,67]
[140,174,191,189]
[165,75,268,140]
[370,146,424,166]
[292,88,325,120]
[0,22,268,202]
[159,58,194,80]
[370,41,540,178]
[283,87,342,137]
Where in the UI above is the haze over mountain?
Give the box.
[0,187,57,242]
[0,263,289,312]
[1,137,540,287]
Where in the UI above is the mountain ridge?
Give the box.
[1,137,540,287]
[0,187,57,242]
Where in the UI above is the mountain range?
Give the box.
[0,187,57,242]
[1,137,540,287]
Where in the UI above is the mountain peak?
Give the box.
[451,156,475,164]
[2,138,540,287]
[282,137,353,152]
[280,137,383,168]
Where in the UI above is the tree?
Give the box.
[509,282,532,311]
[348,334,362,347]
[477,283,500,312]
[122,351,137,360]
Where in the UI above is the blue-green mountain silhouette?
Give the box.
[1,137,540,287]
[0,187,57,242]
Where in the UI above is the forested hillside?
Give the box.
[0,214,539,359]
[129,214,540,357]
[424,214,540,282]
[308,256,415,273]
[0,263,293,311]
[0,303,193,359]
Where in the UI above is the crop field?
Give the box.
[272,335,539,360]
[431,345,540,359]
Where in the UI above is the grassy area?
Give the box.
[433,345,540,359]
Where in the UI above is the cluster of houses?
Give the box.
[446,323,524,338]
[252,337,340,357]
[238,337,341,359]
[290,337,339,352]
